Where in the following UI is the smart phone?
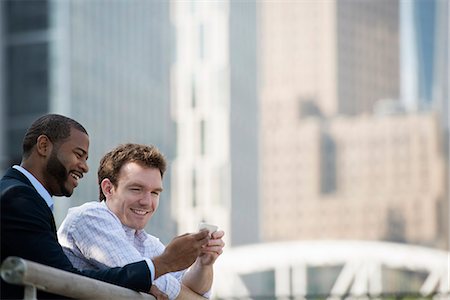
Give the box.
[198,222,218,235]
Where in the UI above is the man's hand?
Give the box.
[180,230,225,294]
[198,230,225,266]
[177,284,209,300]
[150,284,169,300]
[152,231,210,279]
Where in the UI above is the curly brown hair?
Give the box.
[97,143,167,201]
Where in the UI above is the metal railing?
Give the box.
[0,256,156,300]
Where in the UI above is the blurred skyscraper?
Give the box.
[433,0,449,250]
[259,0,447,248]
[0,0,176,242]
[401,0,437,111]
[259,0,399,119]
[0,2,6,172]
[170,1,232,246]
[1,0,51,168]
[400,0,448,247]
[432,0,449,135]
[170,0,260,247]
[229,0,259,246]
[401,0,449,115]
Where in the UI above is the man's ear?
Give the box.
[101,178,114,197]
[35,135,53,157]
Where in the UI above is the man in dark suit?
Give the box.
[0,114,210,299]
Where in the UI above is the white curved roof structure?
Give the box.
[213,240,449,298]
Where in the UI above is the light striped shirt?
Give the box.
[58,201,186,299]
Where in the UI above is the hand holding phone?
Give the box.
[198,222,218,236]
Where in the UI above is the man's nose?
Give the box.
[139,192,153,205]
[80,160,89,173]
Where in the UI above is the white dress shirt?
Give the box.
[57,201,208,299]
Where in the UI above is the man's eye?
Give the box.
[151,192,160,196]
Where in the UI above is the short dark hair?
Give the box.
[98,143,167,201]
[22,114,88,158]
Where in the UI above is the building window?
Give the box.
[6,0,48,34]
[191,77,196,108]
[320,134,337,194]
[192,168,197,207]
[7,43,49,115]
[199,24,204,60]
[200,119,206,156]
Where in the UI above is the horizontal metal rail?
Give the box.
[1,256,155,300]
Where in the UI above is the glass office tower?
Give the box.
[0,0,176,241]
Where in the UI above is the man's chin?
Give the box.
[63,189,74,197]
[56,186,74,197]
[131,223,147,231]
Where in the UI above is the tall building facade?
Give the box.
[433,0,449,134]
[401,0,440,112]
[401,0,449,249]
[1,0,51,169]
[170,1,231,243]
[0,3,8,170]
[170,0,262,248]
[433,0,449,250]
[259,0,447,247]
[260,0,399,119]
[229,0,260,246]
[262,113,446,246]
[0,0,176,241]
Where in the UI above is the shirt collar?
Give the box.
[13,165,54,210]
[122,223,146,239]
[102,201,146,238]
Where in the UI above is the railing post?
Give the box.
[23,285,37,300]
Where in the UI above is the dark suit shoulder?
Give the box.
[1,168,51,216]
[1,178,51,217]
[1,167,33,195]
[1,177,36,199]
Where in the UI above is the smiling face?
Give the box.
[45,128,89,197]
[104,162,163,230]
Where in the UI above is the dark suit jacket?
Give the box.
[1,168,152,299]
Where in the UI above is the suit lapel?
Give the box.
[5,168,57,233]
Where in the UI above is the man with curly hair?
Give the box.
[58,143,225,300]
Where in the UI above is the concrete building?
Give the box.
[1,0,51,169]
[401,0,437,111]
[433,0,449,132]
[259,0,399,118]
[262,112,446,247]
[170,1,232,244]
[259,0,447,247]
[170,0,261,247]
[0,2,6,171]
[229,0,260,246]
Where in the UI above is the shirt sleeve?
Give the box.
[66,206,183,299]
[143,234,184,299]
[148,238,210,299]
[144,258,156,283]
[153,273,181,300]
